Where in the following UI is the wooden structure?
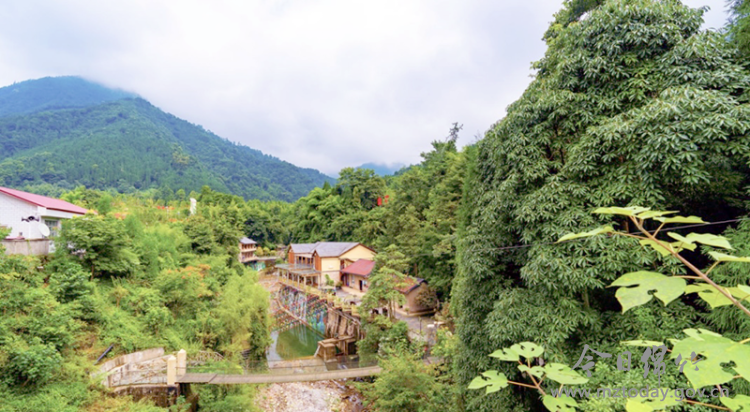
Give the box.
[282,242,376,287]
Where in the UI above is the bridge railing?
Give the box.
[188,351,224,365]
[105,368,167,387]
[183,357,378,376]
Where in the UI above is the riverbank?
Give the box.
[256,274,365,412]
[254,380,364,412]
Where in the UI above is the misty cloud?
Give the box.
[0,0,729,175]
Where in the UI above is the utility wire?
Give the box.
[447,217,750,257]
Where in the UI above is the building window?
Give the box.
[43,219,60,237]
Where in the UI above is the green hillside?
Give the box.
[0,76,137,117]
[0,79,332,201]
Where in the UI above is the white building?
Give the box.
[0,186,87,254]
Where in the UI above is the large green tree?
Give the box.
[453,1,750,410]
[728,0,750,60]
[58,215,139,278]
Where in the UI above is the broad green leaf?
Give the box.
[518,364,545,378]
[621,340,665,347]
[671,241,696,253]
[542,394,578,412]
[709,251,750,263]
[721,395,750,412]
[639,239,672,257]
[557,226,615,243]
[489,347,519,361]
[610,271,686,312]
[625,391,680,412]
[468,370,509,393]
[684,233,733,250]
[594,206,650,217]
[637,210,678,219]
[667,232,694,245]
[671,329,750,388]
[510,342,544,359]
[543,363,589,385]
[684,328,722,339]
[685,284,733,308]
[654,216,706,224]
[625,401,652,412]
[728,286,750,301]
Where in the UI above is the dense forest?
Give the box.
[454,0,750,411]
[8,0,750,411]
[0,77,333,201]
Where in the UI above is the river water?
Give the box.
[267,325,324,361]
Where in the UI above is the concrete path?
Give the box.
[176,366,382,384]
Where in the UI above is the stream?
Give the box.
[266,324,324,361]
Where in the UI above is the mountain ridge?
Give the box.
[0,77,332,201]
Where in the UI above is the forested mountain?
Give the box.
[0,76,137,117]
[0,77,332,201]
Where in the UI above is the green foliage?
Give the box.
[213,271,270,359]
[361,245,410,321]
[671,329,750,389]
[285,136,467,297]
[454,0,750,410]
[358,317,410,361]
[360,349,453,412]
[195,385,259,412]
[0,188,273,409]
[471,208,750,411]
[3,339,62,388]
[58,214,139,277]
[610,271,686,313]
[727,0,750,60]
[47,259,92,303]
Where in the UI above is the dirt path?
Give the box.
[254,380,364,412]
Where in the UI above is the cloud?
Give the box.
[0,0,730,175]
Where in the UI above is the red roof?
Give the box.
[341,259,375,277]
[398,276,426,294]
[0,187,87,215]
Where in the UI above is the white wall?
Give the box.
[0,193,81,240]
[0,192,41,239]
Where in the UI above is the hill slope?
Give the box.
[0,78,332,201]
[0,76,138,117]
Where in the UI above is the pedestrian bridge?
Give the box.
[97,349,381,387]
[176,365,382,384]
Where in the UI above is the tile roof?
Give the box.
[313,242,360,257]
[398,276,426,294]
[240,237,257,245]
[341,259,375,277]
[0,186,87,215]
[290,243,318,254]
[290,242,369,257]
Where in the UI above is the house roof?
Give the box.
[0,187,87,215]
[398,276,426,294]
[313,242,360,257]
[240,237,257,245]
[341,259,375,277]
[290,243,318,254]
[290,242,373,257]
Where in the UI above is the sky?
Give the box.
[0,0,731,176]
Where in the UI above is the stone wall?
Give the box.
[2,239,50,255]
